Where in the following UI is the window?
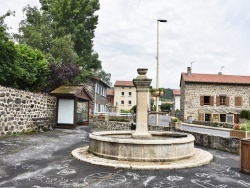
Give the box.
[128,100,132,105]
[216,96,229,106]
[204,96,210,105]
[220,96,226,105]
[200,96,214,106]
[205,114,211,121]
[121,100,124,105]
[227,114,234,123]
[108,97,112,103]
[121,92,124,96]
[220,114,226,122]
[129,92,132,96]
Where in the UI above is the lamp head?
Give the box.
[157,19,167,22]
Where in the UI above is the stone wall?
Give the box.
[176,129,240,154]
[0,85,57,135]
[93,120,240,154]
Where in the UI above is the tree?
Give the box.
[96,69,112,86]
[40,0,101,70]
[15,44,49,91]
[0,11,19,88]
[16,0,105,85]
[16,5,78,63]
[160,103,173,112]
[17,0,101,71]
[43,61,81,92]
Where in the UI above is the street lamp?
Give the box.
[155,19,167,126]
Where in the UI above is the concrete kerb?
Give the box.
[72,146,213,170]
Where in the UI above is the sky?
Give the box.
[1,0,250,89]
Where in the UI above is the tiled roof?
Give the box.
[50,85,93,101]
[114,81,134,87]
[181,73,250,85]
[107,89,114,95]
[173,89,180,95]
[50,85,83,95]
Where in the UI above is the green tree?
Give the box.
[15,44,49,91]
[41,0,101,70]
[16,5,78,63]
[0,11,19,88]
[16,0,105,84]
[96,69,112,86]
[160,103,173,112]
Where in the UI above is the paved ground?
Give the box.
[0,125,250,188]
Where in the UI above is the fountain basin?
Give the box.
[88,130,195,162]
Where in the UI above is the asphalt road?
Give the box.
[0,125,250,188]
[149,115,230,137]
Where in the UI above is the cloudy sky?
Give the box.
[1,0,250,89]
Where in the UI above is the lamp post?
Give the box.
[155,19,167,126]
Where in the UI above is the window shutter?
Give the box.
[235,97,239,106]
[216,96,220,106]
[210,96,214,106]
[238,97,242,106]
[200,96,204,106]
[225,97,229,106]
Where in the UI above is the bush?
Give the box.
[239,123,250,131]
[240,110,250,120]
[173,118,178,122]
[131,105,136,114]
[121,109,130,113]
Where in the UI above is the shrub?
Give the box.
[173,118,178,122]
[239,123,250,131]
[240,110,250,120]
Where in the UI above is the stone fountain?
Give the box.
[72,68,213,170]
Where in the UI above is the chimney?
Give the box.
[187,67,191,76]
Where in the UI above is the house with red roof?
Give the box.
[106,88,116,112]
[173,89,181,111]
[180,67,250,123]
[114,81,136,112]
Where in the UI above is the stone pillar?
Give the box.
[132,68,152,138]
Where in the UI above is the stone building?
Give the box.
[180,67,250,123]
[114,81,136,112]
[83,76,111,117]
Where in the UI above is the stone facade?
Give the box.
[0,85,56,135]
[180,79,250,123]
[83,77,110,116]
